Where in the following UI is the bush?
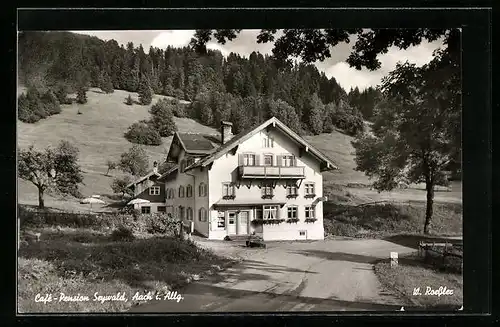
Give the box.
[125,94,134,105]
[18,88,62,123]
[174,89,184,100]
[332,110,365,136]
[145,213,179,235]
[76,87,87,104]
[149,99,178,137]
[124,121,162,146]
[110,225,135,242]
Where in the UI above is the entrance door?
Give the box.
[227,211,237,235]
[237,211,249,235]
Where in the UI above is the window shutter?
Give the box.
[292,156,296,166]
[277,155,283,166]
[238,153,244,166]
[256,155,260,166]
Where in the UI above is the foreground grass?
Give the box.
[18,227,230,312]
[324,200,462,238]
[374,254,463,308]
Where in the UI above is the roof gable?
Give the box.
[166,132,220,162]
[194,117,338,171]
[126,171,162,189]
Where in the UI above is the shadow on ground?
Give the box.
[289,250,380,264]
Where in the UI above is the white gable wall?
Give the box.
[164,149,210,236]
[207,127,325,241]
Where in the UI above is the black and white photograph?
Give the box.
[17,18,466,313]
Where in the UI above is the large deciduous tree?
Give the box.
[352,52,460,234]
[118,145,149,176]
[18,141,84,209]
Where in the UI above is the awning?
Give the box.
[213,199,286,209]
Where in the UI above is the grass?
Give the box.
[18,85,462,212]
[323,201,462,238]
[18,226,231,312]
[17,87,218,211]
[374,253,463,308]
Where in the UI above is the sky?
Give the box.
[73,30,443,91]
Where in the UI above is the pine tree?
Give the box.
[76,85,88,104]
[125,94,134,105]
[138,77,153,105]
[100,72,114,93]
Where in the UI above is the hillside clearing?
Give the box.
[17,87,462,212]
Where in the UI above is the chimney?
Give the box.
[153,161,158,173]
[221,121,234,144]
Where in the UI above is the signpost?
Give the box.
[390,252,398,267]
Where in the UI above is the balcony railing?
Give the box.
[239,165,305,179]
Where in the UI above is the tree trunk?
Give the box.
[38,187,45,210]
[106,168,110,176]
[424,182,434,234]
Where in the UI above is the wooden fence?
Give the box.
[418,241,463,273]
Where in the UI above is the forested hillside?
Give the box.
[18,31,381,135]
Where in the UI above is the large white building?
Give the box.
[127,117,337,241]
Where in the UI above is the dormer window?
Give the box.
[149,186,160,196]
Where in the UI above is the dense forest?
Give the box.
[18,31,382,136]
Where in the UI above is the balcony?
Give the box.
[239,165,305,179]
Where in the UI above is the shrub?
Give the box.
[145,213,179,235]
[76,87,88,104]
[149,99,178,137]
[332,110,365,136]
[125,94,134,105]
[110,225,135,242]
[174,88,184,100]
[124,121,162,146]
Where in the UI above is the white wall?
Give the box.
[207,127,325,241]
[164,150,210,237]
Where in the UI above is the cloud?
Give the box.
[150,30,195,48]
[323,39,443,90]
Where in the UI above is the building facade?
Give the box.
[128,117,337,241]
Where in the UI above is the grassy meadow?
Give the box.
[17,86,462,213]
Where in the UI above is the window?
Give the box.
[282,155,295,167]
[263,154,273,166]
[179,206,185,220]
[149,186,161,196]
[222,183,235,197]
[157,206,166,212]
[243,153,256,166]
[187,207,193,221]
[255,209,263,220]
[287,206,298,219]
[217,211,225,227]
[186,184,193,197]
[261,183,273,198]
[262,134,274,148]
[199,207,207,222]
[141,206,151,214]
[286,184,298,197]
[305,182,315,196]
[263,205,278,219]
[166,188,174,199]
[199,183,207,197]
[179,185,185,198]
[305,206,315,219]
[299,231,306,236]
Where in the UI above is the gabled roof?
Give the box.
[158,165,179,181]
[126,171,162,189]
[188,117,338,172]
[166,132,220,162]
